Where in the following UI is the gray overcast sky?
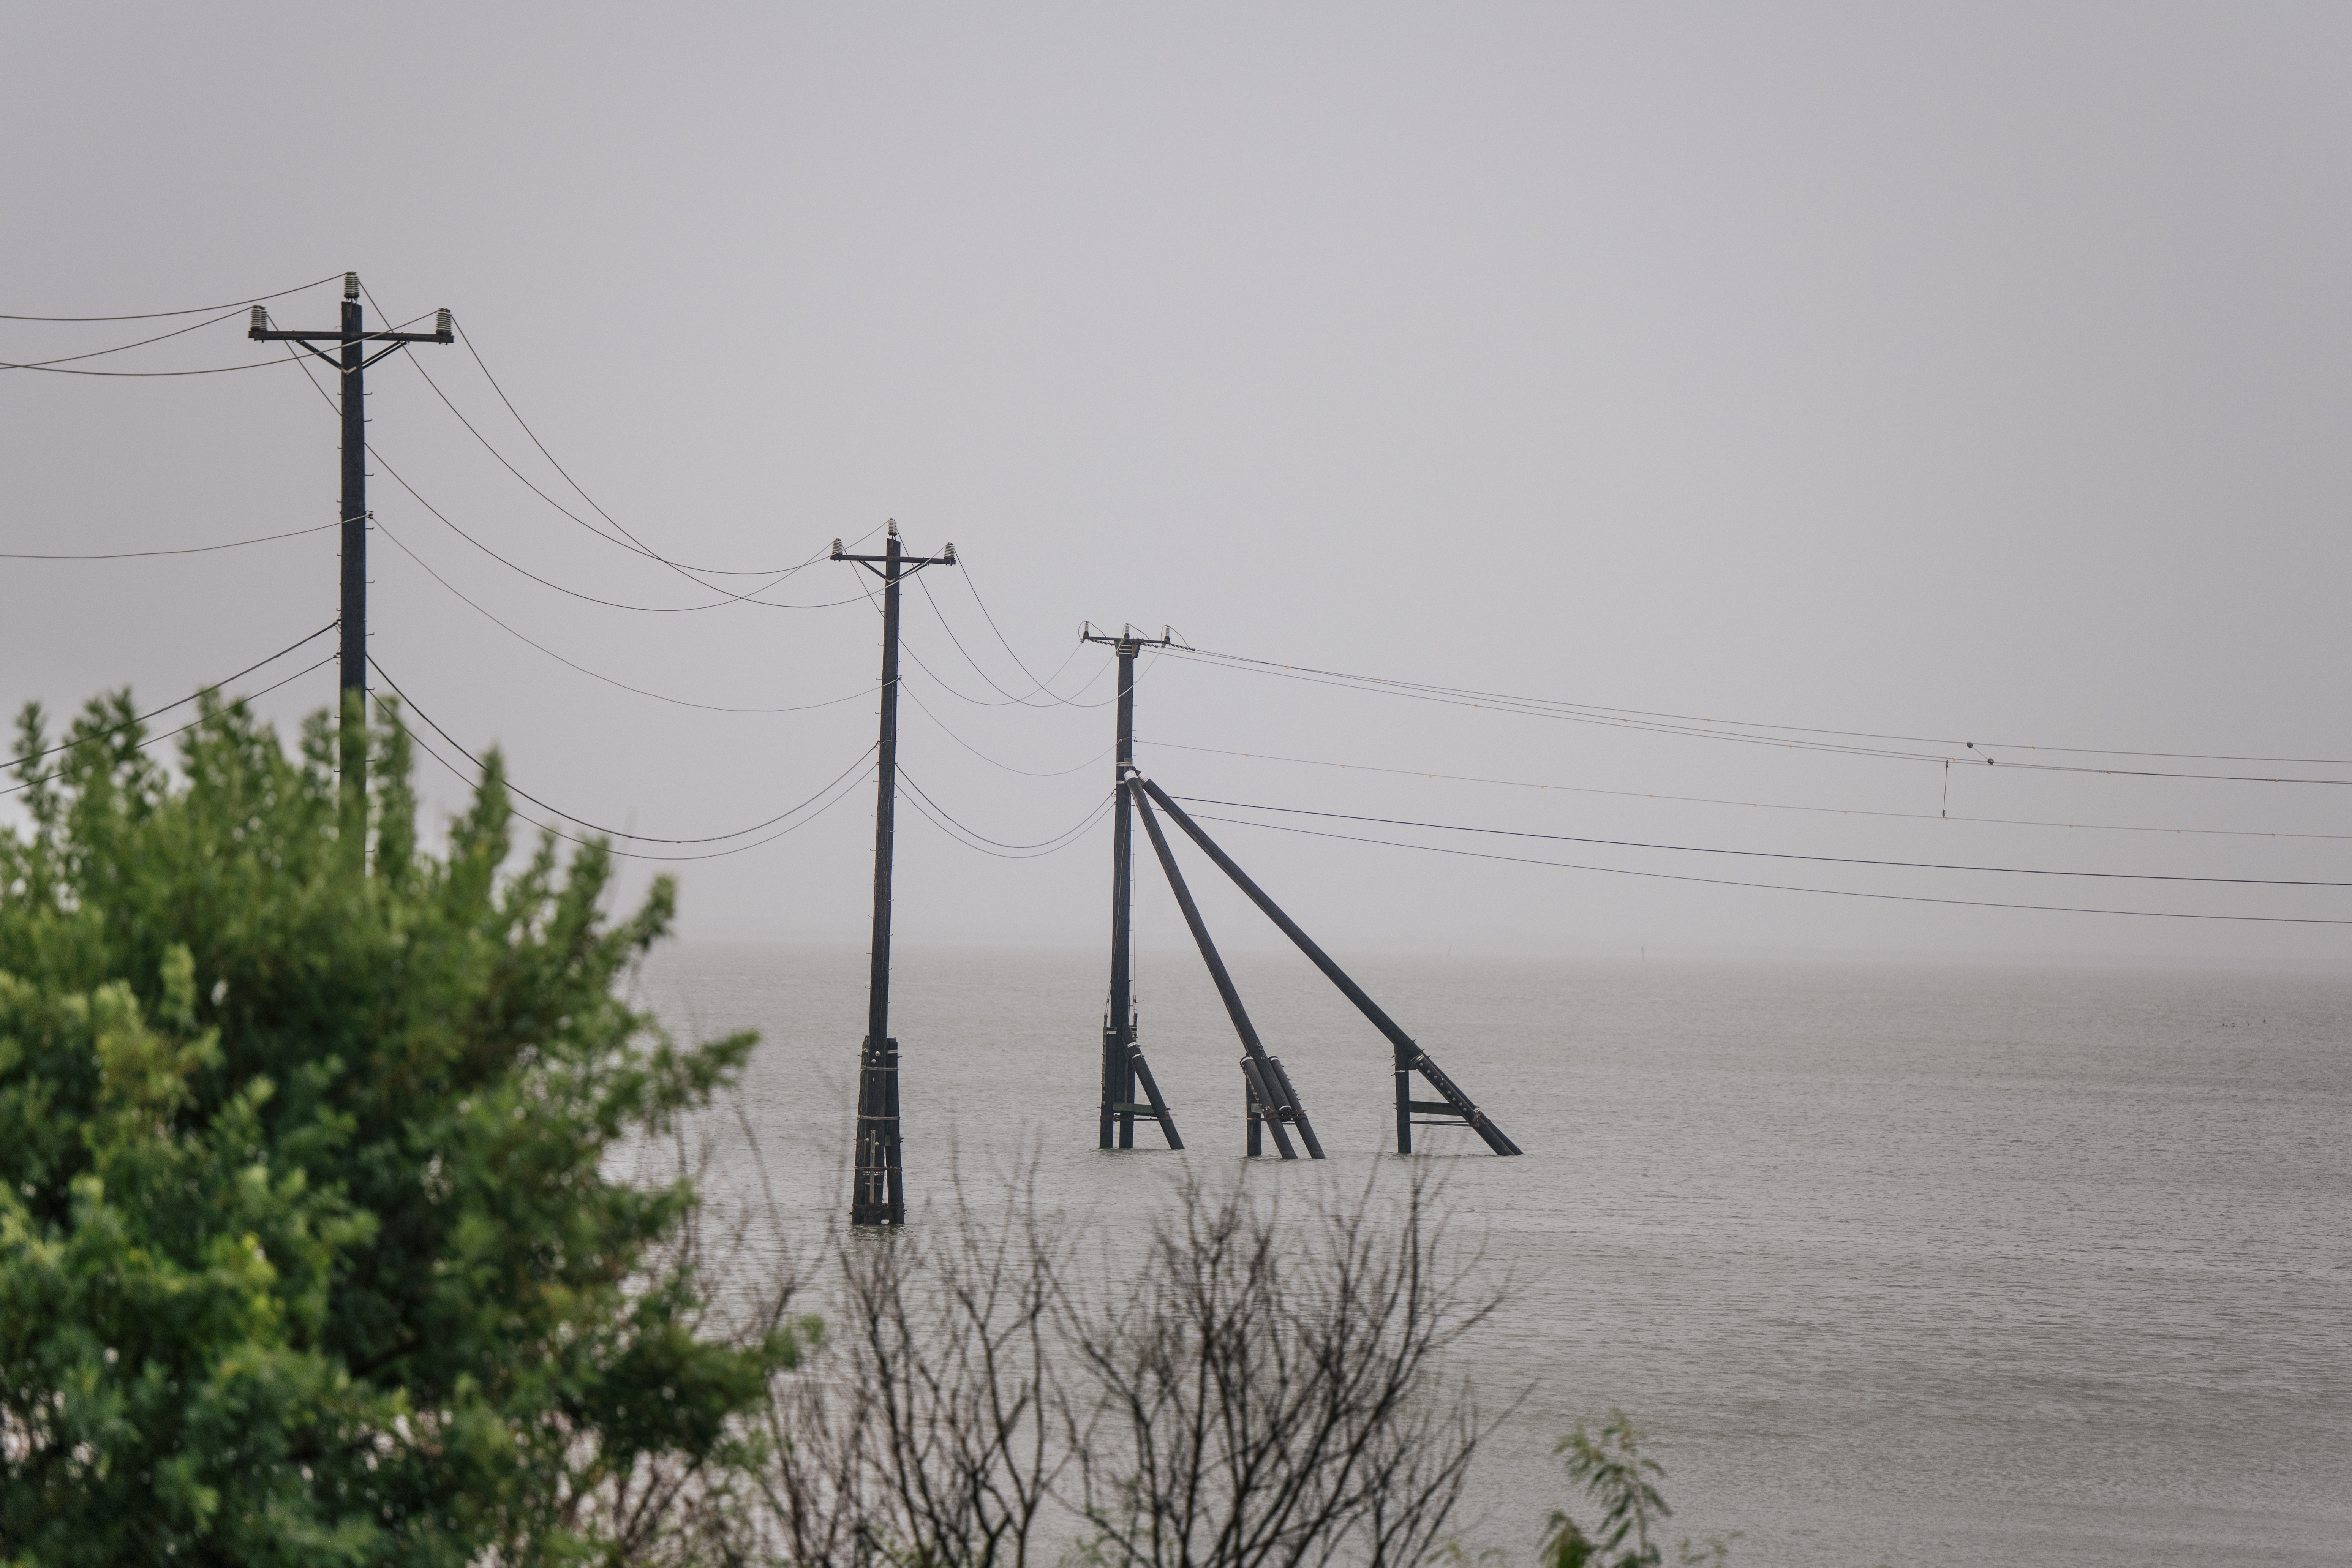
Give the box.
[5,3,2349,967]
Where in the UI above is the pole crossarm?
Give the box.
[834,537,954,579]
[1129,773,1523,1157]
[251,303,452,374]
[249,329,451,343]
[1080,621,1187,651]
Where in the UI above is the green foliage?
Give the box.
[0,691,802,1566]
[1543,1412,1735,1568]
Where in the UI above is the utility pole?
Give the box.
[833,521,957,1227]
[250,272,451,845]
[1079,623,1183,1151]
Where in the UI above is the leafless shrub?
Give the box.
[1064,1168,1499,1568]
[756,1157,1073,1568]
[591,1118,1503,1568]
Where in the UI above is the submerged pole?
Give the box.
[1083,623,1183,1152]
[854,526,906,1225]
[1105,639,1137,1148]
[831,523,960,1224]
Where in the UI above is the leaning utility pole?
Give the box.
[1079,623,1183,1151]
[833,521,958,1227]
[249,272,451,836]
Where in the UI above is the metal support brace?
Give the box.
[1130,778,1320,1159]
[1132,777,1523,1157]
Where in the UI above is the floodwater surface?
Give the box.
[641,945,2352,1568]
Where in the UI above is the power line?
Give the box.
[1170,646,2352,777]
[913,572,1117,708]
[0,273,342,322]
[2,519,341,561]
[1170,795,2352,887]
[382,292,838,579]
[393,334,821,597]
[922,554,1116,706]
[853,567,1116,710]
[2,356,311,379]
[1142,739,2352,843]
[1,305,250,368]
[899,784,1116,860]
[277,329,870,615]
[7,621,339,770]
[1184,811,2352,928]
[368,654,877,844]
[847,570,1012,706]
[1164,650,2012,770]
[450,313,823,577]
[897,766,1116,858]
[4,651,339,800]
[959,555,1096,697]
[370,514,873,715]
[912,573,1066,707]
[898,678,1113,778]
[396,716,877,863]
[368,441,869,613]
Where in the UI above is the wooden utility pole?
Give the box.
[1080,623,1183,1152]
[834,521,958,1226]
[249,272,451,846]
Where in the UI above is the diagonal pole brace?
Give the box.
[1134,777,1522,1157]
[1130,778,1315,1159]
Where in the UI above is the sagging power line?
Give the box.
[1171,796,2352,887]
[0,519,342,561]
[3,622,339,795]
[1143,740,2352,843]
[1165,646,2352,783]
[0,273,343,322]
[1188,809,2352,927]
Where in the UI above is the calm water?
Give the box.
[640,945,2352,1567]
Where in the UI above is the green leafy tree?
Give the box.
[0,691,803,1566]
